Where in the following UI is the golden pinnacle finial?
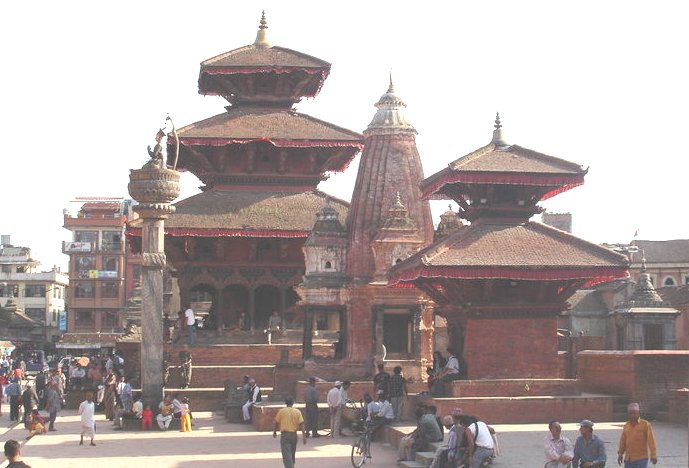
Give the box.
[388,70,395,93]
[494,112,502,129]
[254,11,271,48]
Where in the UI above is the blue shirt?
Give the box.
[572,434,607,467]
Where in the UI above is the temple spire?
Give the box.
[388,70,395,93]
[366,76,415,134]
[254,11,271,48]
[491,112,508,147]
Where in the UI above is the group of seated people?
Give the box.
[399,404,497,468]
[149,393,192,432]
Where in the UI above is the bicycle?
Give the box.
[350,420,373,467]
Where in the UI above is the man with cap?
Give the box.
[242,378,261,422]
[617,403,657,467]
[572,419,606,467]
[303,377,320,438]
[326,381,342,437]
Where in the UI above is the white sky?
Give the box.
[1,1,688,271]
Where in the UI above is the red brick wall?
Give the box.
[416,395,612,424]
[162,343,331,365]
[449,379,578,397]
[578,350,689,417]
[464,317,558,378]
[668,388,688,425]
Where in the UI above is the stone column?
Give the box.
[128,163,180,408]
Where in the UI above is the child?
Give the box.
[26,409,46,440]
[141,404,153,431]
[180,397,191,432]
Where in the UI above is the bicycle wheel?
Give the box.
[350,438,368,467]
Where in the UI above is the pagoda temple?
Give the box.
[299,78,435,366]
[389,115,630,378]
[129,14,364,331]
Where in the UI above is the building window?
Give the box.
[25,308,45,323]
[24,284,46,298]
[101,282,119,298]
[101,231,122,252]
[685,276,689,285]
[103,311,118,328]
[0,283,18,297]
[1,265,11,273]
[74,231,98,245]
[103,257,119,273]
[324,261,332,269]
[75,282,95,298]
[76,310,94,324]
[663,276,677,287]
[76,256,96,272]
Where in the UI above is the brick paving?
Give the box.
[0,411,686,467]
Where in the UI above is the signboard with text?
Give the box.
[63,242,92,252]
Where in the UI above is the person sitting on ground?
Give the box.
[460,414,496,468]
[4,439,31,468]
[242,378,262,422]
[572,419,606,468]
[131,393,144,419]
[545,419,574,468]
[26,409,46,440]
[156,395,174,430]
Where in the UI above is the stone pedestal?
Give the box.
[128,163,180,407]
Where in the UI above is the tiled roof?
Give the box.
[421,143,587,200]
[389,221,629,283]
[630,240,689,264]
[173,109,364,146]
[658,285,689,306]
[163,189,349,233]
[201,45,330,69]
[448,144,585,174]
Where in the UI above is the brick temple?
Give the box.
[388,115,630,378]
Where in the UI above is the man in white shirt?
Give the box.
[184,304,196,346]
[544,420,574,468]
[78,392,96,446]
[460,415,495,468]
[326,381,342,438]
[367,390,393,440]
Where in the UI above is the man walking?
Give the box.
[303,377,320,437]
[5,378,22,422]
[184,303,196,346]
[545,420,574,468]
[78,392,96,446]
[336,380,351,437]
[44,381,61,431]
[273,397,307,468]
[326,381,342,438]
[617,403,657,467]
[572,419,606,468]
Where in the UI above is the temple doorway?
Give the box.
[254,285,280,329]
[383,310,411,357]
[221,285,249,330]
